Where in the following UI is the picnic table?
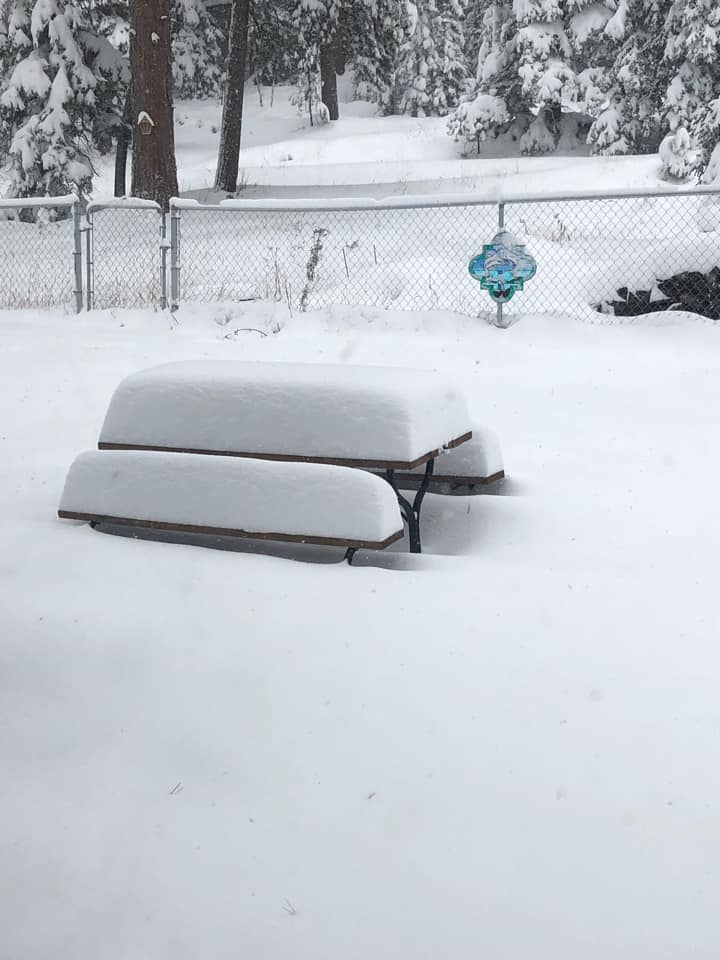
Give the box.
[97,361,474,554]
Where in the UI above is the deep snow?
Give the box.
[2,301,720,959]
[60,449,404,544]
[90,81,674,201]
[98,359,472,462]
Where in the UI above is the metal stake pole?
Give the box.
[497,202,505,328]
[72,201,83,314]
[159,212,168,311]
[85,211,93,311]
[170,205,181,311]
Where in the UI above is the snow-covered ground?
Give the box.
[2,301,720,959]
[90,81,673,201]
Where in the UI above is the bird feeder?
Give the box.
[137,112,155,137]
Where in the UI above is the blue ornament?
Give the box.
[468,230,537,303]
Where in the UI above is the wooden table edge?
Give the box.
[58,512,405,551]
[98,431,473,471]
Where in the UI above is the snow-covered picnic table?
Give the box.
[97,360,475,553]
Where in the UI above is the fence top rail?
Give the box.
[0,193,78,210]
[87,198,162,215]
[170,183,720,215]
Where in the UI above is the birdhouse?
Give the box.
[137,112,155,136]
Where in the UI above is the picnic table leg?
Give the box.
[385,458,435,554]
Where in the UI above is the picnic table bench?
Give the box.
[59,360,502,562]
[59,451,405,563]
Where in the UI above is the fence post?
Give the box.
[72,201,83,313]
[170,203,180,311]
[496,202,506,329]
[159,212,168,310]
[85,210,94,311]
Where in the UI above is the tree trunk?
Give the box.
[320,42,339,121]
[129,0,178,210]
[214,0,251,194]
[114,90,133,198]
[334,23,347,76]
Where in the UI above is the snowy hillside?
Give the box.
[90,83,674,202]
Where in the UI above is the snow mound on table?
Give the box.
[59,451,404,546]
[99,361,472,465]
[424,424,503,480]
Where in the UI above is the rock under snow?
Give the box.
[59,450,404,547]
[99,361,472,467]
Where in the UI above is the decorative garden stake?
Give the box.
[468,229,537,328]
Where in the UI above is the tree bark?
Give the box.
[114,90,133,198]
[129,0,179,210]
[214,0,251,194]
[320,42,339,121]
[334,22,347,76]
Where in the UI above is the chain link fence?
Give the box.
[1,187,719,319]
[170,198,498,316]
[86,200,167,310]
[503,191,720,319]
[0,195,82,311]
[170,188,720,321]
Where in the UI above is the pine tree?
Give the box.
[130,0,178,207]
[662,0,720,179]
[172,0,224,99]
[447,0,515,148]
[464,0,487,76]
[214,0,250,192]
[587,0,669,157]
[347,0,409,112]
[450,0,616,153]
[249,0,298,88]
[397,0,468,118]
[700,98,720,182]
[292,0,341,124]
[0,0,123,198]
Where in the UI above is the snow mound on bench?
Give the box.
[59,451,404,546]
[99,361,472,465]
[412,424,504,480]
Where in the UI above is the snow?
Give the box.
[3,299,720,959]
[0,76,705,205]
[659,127,695,180]
[413,423,504,480]
[86,197,161,213]
[81,82,689,202]
[98,360,473,463]
[570,3,613,44]
[59,450,404,545]
[0,192,76,209]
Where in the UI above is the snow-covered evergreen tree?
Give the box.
[587,0,669,156]
[249,0,298,88]
[450,0,615,153]
[662,0,720,179]
[291,0,341,123]
[347,0,409,112]
[173,0,224,99]
[701,98,720,183]
[447,0,516,147]
[0,0,124,197]
[396,0,468,117]
[463,0,487,77]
